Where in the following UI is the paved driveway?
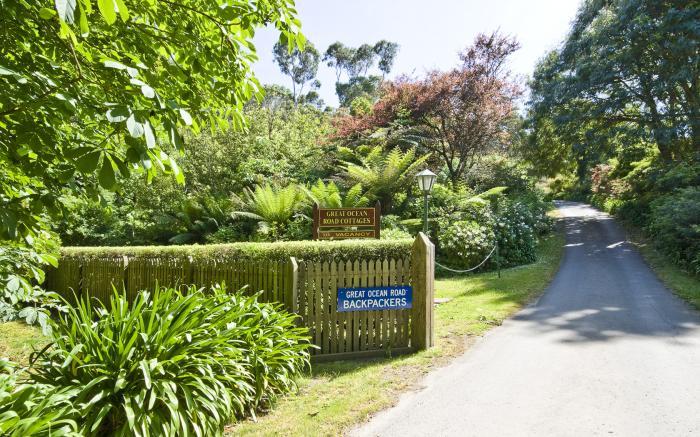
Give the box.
[353,202,700,437]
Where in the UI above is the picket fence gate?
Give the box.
[46,234,435,360]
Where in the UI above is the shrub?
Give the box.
[381,228,413,240]
[0,360,80,436]
[57,239,413,264]
[465,156,532,195]
[494,196,552,267]
[647,187,700,275]
[29,285,311,436]
[0,232,65,334]
[438,220,495,269]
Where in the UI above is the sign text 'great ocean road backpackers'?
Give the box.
[312,201,381,240]
[337,285,413,312]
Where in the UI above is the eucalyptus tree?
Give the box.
[373,40,400,78]
[323,39,400,105]
[273,40,321,104]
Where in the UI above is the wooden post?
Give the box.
[286,257,299,315]
[122,255,129,297]
[374,200,381,239]
[411,232,435,350]
[312,203,319,240]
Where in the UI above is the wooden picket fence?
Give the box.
[46,235,435,360]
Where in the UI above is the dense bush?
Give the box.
[0,360,80,436]
[580,155,700,274]
[58,238,413,264]
[495,197,552,267]
[27,285,311,435]
[438,220,495,269]
[647,188,700,274]
[431,183,552,270]
[0,232,65,333]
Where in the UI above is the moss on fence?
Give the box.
[59,239,413,262]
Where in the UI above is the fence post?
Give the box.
[122,255,129,295]
[411,232,435,350]
[286,257,299,315]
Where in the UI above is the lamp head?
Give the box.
[416,169,437,193]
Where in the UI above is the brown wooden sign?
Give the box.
[313,201,381,240]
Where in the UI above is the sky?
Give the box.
[252,0,582,107]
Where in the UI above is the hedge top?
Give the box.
[59,238,414,262]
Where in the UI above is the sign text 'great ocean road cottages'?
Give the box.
[312,201,381,240]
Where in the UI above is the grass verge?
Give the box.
[229,228,565,436]
[0,228,565,436]
[0,321,47,365]
[627,229,700,310]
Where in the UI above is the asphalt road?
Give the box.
[353,202,700,437]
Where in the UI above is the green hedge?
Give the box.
[59,238,414,262]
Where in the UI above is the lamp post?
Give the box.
[415,169,437,234]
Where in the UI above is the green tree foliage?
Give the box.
[57,101,332,245]
[273,40,321,104]
[336,76,382,107]
[1,0,303,244]
[528,0,700,169]
[648,186,700,274]
[373,40,400,78]
[322,40,399,105]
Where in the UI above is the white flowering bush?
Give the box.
[438,220,496,268]
[495,197,552,267]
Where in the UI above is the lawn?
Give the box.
[228,228,566,436]
[0,229,565,436]
[0,321,48,365]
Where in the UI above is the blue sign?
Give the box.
[337,285,413,312]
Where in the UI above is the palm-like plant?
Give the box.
[304,180,370,208]
[165,197,229,244]
[343,146,429,212]
[232,184,307,240]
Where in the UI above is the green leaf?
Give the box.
[167,121,184,151]
[179,109,193,126]
[127,114,145,138]
[140,361,152,389]
[141,84,155,99]
[40,7,57,19]
[97,0,117,25]
[114,0,129,21]
[54,0,77,24]
[106,106,129,123]
[0,66,18,76]
[144,122,156,148]
[79,7,89,35]
[99,157,117,189]
[76,150,101,173]
[104,60,126,70]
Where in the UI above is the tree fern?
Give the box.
[343,146,429,212]
[304,180,369,208]
[232,184,306,240]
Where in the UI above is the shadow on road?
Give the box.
[509,201,700,344]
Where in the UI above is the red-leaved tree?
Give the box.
[334,32,522,187]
